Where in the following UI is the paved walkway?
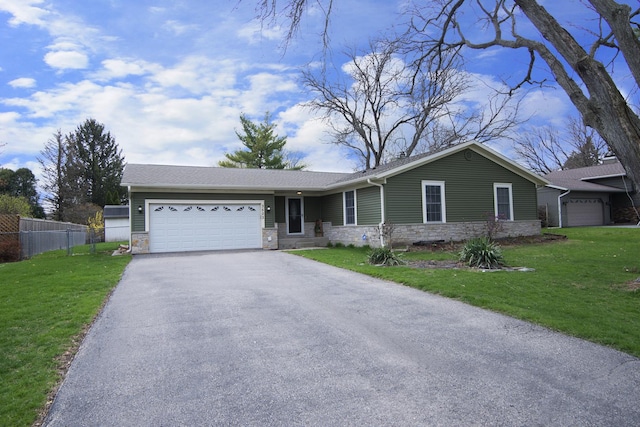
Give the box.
[45,250,640,426]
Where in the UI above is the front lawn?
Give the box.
[0,242,131,427]
[295,227,640,358]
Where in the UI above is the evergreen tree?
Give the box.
[66,119,126,208]
[219,113,305,170]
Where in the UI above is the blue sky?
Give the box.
[0,0,636,181]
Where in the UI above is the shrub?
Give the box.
[0,239,21,263]
[368,247,406,266]
[459,237,505,269]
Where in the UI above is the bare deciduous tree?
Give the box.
[251,0,640,189]
[515,116,609,174]
[38,130,68,221]
[404,0,640,190]
[303,42,520,168]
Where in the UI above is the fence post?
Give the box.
[29,230,33,259]
[67,229,72,256]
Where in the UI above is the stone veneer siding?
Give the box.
[131,231,149,254]
[325,220,542,248]
[262,226,278,250]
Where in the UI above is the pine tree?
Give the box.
[219,113,305,170]
[66,119,126,208]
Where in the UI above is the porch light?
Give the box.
[137,205,143,214]
[297,191,302,195]
[266,205,271,212]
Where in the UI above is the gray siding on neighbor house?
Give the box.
[131,192,275,231]
[384,150,538,224]
[357,186,381,225]
[537,186,562,227]
[322,193,344,226]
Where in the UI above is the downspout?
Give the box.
[367,179,386,247]
[558,189,570,228]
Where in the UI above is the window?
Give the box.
[422,181,446,223]
[494,183,513,220]
[343,190,356,225]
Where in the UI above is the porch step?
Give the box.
[279,237,329,249]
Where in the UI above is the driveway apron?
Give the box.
[44,250,640,426]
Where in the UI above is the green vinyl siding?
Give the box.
[130,192,275,231]
[357,186,381,225]
[275,196,286,224]
[304,197,323,223]
[385,150,538,223]
[322,193,344,226]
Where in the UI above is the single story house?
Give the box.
[104,205,131,242]
[538,158,639,227]
[121,141,549,254]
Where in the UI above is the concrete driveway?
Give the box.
[45,250,640,426]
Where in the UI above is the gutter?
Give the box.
[558,189,570,228]
[367,178,386,247]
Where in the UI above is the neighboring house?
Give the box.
[121,141,548,254]
[104,205,130,242]
[538,158,639,227]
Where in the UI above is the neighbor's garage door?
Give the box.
[149,202,262,253]
[567,198,604,226]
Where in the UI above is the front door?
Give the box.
[287,197,303,234]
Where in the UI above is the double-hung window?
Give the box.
[344,190,356,225]
[494,183,513,220]
[422,181,446,223]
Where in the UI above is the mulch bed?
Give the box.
[406,233,567,253]
[404,233,567,270]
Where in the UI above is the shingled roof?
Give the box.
[122,141,548,191]
[121,164,350,191]
[543,161,627,192]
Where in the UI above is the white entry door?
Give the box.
[149,202,262,253]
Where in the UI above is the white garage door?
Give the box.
[567,198,604,226]
[149,202,262,253]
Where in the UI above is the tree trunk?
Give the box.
[515,0,640,192]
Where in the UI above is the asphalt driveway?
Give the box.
[45,250,640,426]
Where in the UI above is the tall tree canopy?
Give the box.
[38,130,68,221]
[38,120,125,223]
[65,118,126,208]
[219,113,305,169]
[303,41,521,169]
[252,0,640,189]
[0,167,44,218]
[515,117,609,174]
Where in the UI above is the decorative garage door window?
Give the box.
[149,203,262,253]
[153,205,257,212]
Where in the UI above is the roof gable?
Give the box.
[543,162,627,192]
[330,141,548,188]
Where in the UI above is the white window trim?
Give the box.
[343,190,357,226]
[493,183,514,221]
[422,180,446,223]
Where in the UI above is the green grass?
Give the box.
[0,242,131,427]
[296,227,640,357]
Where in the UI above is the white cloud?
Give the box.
[8,77,36,88]
[95,59,150,80]
[0,0,49,26]
[237,21,285,44]
[43,50,89,70]
[163,20,199,36]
